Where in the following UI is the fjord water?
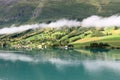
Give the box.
[0,49,120,80]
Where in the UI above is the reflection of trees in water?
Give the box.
[26,49,83,60]
[2,48,120,61]
[89,48,110,53]
[89,49,120,61]
[28,49,109,60]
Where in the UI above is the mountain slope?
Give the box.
[1,0,120,27]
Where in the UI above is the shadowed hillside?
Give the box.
[1,0,120,27]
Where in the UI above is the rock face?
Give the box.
[0,0,120,27]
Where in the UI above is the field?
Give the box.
[73,35,120,48]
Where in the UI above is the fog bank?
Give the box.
[81,15,120,27]
[0,19,80,34]
[0,15,120,34]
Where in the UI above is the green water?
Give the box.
[0,49,120,80]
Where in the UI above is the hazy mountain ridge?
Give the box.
[1,0,120,27]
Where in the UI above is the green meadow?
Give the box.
[0,26,120,49]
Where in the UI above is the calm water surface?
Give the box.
[0,49,120,80]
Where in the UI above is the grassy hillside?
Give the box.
[1,0,120,27]
[73,29,120,48]
[0,26,120,49]
[73,35,120,48]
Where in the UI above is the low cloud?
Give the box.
[0,14,120,34]
[0,19,80,34]
[81,15,120,27]
[0,24,40,34]
[46,19,80,28]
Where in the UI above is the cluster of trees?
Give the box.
[89,42,110,48]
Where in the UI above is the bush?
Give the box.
[89,42,110,48]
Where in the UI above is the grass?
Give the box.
[72,35,120,48]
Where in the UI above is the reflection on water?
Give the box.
[0,49,120,80]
